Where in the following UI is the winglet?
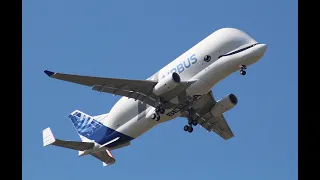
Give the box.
[44,70,55,77]
[42,127,56,146]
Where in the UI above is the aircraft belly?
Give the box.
[105,98,148,129]
[115,107,177,138]
[116,113,156,138]
[185,79,212,96]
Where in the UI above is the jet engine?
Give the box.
[210,94,238,116]
[153,72,181,96]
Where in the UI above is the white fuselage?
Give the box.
[101,28,267,144]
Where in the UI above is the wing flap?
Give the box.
[92,85,156,105]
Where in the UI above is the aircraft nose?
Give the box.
[240,43,267,65]
[255,43,267,56]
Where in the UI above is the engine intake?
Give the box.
[153,72,181,96]
[210,93,238,116]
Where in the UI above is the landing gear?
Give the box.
[151,113,161,121]
[188,119,198,126]
[239,65,247,75]
[159,108,165,114]
[184,125,193,133]
[184,120,196,133]
[184,110,197,133]
[155,105,165,114]
[192,120,198,126]
[152,105,165,122]
[240,70,246,75]
[184,125,189,131]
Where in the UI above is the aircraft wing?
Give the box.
[181,91,234,140]
[44,70,194,108]
[90,150,116,166]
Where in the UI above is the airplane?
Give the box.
[42,27,267,166]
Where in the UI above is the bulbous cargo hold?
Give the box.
[210,94,238,116]
[153,72,181,96]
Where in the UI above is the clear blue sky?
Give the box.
[23,0,297,179]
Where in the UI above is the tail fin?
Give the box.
[68,110,106,142]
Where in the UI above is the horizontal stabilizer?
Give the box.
[42,127,95,151]
[90,149,116,166]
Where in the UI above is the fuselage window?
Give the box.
[204,55,211,62]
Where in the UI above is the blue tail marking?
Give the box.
[69,111,105,137]
[68,111,134,149]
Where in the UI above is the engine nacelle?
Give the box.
[210,94,238,116]
[153,72,181,96]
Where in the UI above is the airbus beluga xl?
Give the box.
[42,28,267,166]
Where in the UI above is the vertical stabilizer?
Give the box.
[68,110,106,142]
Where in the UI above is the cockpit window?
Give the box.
[204,55,211,62]
[218,43,260,59]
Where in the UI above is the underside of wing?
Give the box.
[196,113,234,140]
[44,70,195,108]
[181,91,235,140]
